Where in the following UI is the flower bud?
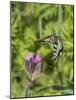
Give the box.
[25,53,41,81]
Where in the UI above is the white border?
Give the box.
[0,0,76,100]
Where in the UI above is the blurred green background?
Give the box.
[11,2,74,98]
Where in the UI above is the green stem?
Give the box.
[38,17,42,38]
[58,5,62,34]
[25,80,30,97]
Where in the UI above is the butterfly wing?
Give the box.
[36,35,54,44]
[52,37,63,60]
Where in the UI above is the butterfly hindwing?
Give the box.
[52,35,63,60]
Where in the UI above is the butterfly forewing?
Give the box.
[36,34,54,44]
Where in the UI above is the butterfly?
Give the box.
[36,33,63,60]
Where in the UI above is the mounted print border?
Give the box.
[10,1,74,99]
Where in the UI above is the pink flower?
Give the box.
[25,53,41,81]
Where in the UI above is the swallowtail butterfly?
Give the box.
[36,33,63,60]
